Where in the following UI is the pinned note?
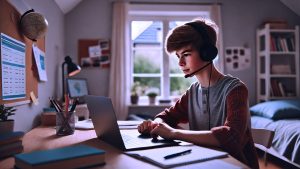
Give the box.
[32,44,47,81]
[30,91,39,105]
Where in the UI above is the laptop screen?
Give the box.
[85,95,179,151]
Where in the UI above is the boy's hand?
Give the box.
[151,122,177,140]
[138,120,159,135]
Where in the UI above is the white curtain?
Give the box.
[211,4,224,72]
[109,1,130,120]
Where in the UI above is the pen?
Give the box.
[164,149,192,159]
[65,94,69,115]
[70,99,78,112]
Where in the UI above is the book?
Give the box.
[278,82,286,97]
[117,120,142,129]
[0,140,22,152]
[0,141,23,159]
[75,119,94,129]
[14,145,105,169]
[0,131,24,146]
[270,37,276,51]
[271,79,281,96]
[125,145,228,168]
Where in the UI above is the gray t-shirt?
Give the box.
[186,75,244,130]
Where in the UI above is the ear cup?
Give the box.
[185,22,218,61]
[200,43,218,61]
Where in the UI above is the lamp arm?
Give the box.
[62,62,67,102]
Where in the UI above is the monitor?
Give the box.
[67,78,89,103]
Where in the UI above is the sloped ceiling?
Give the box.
[54,0,300,16]
[54,0,82,14]
[280,0,300,17]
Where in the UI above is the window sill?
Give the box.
[128,103,172,108]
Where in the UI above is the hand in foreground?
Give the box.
[151,122,177,140]
[138,120,159,136]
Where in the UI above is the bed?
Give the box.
[250,99,300,168]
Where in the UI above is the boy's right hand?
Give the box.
[138,120,159,135]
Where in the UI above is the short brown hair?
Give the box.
[165,18,218,54]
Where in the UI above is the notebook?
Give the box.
[85,95,179,151]
[125,145,228,168]
[74,119,142,130]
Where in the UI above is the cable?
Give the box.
[207,63,212,130]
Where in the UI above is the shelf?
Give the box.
[128,103,172,108]
[256,25,299,102]
[258,74,297,78]
[270,51,296,55]
[258,51,296,55]
[270,74,297,78]
[269,96,298,100]
[270,29,296,33]
[257,95,297,101]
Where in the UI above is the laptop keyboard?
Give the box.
[122,134,150,147]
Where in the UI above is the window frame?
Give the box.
[128,4,219,103]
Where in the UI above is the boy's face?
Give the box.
[175,45,204,76]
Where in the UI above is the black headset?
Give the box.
[185,21,218,129]
[185,22,218,62]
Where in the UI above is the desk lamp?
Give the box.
[62,56,81,101]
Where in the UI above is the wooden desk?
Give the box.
[0,127,249,169]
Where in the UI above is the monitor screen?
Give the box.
[67,78,88,99]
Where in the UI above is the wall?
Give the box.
[65,0,300,106]
[65,0,112,97]
[10,0,300,132]
[12,0,65,132]
[221,0,300,104]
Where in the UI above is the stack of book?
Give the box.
[0,131,24,159]
[14,145,105,169]
[271,79,287,97]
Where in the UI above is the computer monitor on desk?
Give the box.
[67,78,89,104]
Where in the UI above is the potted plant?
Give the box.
[130,82,140,104]
[0,104,16,133]
[147,92,157,104]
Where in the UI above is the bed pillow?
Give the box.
[250,100,300,120]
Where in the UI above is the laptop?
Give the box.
[85,95,179,151]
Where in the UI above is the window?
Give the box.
[129,4,222,103]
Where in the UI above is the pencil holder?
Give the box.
[56,111,75,136]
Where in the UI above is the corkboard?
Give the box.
[78,39,111,68]
[78,39,100,64]
[0,0,44,105]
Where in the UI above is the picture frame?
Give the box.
[99,40,109,50]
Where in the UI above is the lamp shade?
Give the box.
[64,56,81,76]
[62,56,81,101]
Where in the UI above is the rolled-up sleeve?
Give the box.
[211,84,249,159]
[155,92,189,127]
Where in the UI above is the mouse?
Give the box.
[151,137,159,142]
[138,133,152,138]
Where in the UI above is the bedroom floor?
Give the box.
[257,150,299,169]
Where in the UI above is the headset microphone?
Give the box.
[184,62,212,78]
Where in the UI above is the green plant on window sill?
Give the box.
[147,92,157,98]
[131,82,141,104]
[0,104,16,121]
[131,82,141,96]
[147,92,157,104]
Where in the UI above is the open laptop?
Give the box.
[85,95,179,151]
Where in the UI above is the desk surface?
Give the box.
[0,127,249,169]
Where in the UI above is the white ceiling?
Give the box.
[53,0,300,16]
[280,0,300,17]
[54,0,82,14]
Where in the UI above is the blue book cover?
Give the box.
[15,145,105,167]
[0,131,24,145]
